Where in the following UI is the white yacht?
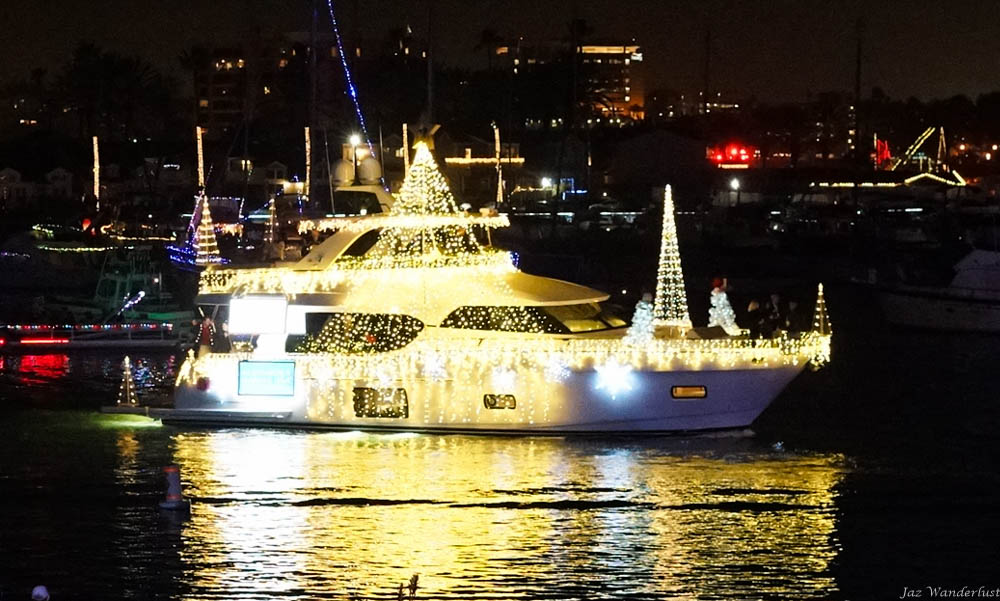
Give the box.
[876,249,1000,332]
[169,142,831,433]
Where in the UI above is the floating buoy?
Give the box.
[158,465,190,511]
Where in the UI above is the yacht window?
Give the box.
[671,385,707,399]
[440,303,627,334]
[338,229,381,257]
[439,306,562,333]
[353,387,408,418]
[484,394,516,409]
[295,313,424,353]
[542,302,628,333]
[331,190,384,215]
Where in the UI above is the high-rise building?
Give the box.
[496,40,645,124]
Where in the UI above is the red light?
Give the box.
[0,338,5,346]
[21,338,70,345]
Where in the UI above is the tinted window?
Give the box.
[296,312,424,353]
[332,190,384,215]
[353,388,408,418]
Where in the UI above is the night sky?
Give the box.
[2,0,997,101]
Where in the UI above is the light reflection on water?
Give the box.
[159,430,844,600]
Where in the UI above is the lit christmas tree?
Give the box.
[812,283,831,334]
[193,194,221,265]
[623,295,655,346]
[394,142,461,215]
[117,355,137,405]
[707,286,741,335]
[367,141,484,261]
[652,185,692,329]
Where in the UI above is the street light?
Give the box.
[350,134,361,185]
[730,177,741,205]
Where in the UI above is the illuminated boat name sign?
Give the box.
[238,361,296,397]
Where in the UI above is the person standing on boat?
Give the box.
[195,316,215,356]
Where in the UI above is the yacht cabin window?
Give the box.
[440,302,627,334]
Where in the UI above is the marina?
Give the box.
[2,0,999,597]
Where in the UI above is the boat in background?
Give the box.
[876,249,1000,332]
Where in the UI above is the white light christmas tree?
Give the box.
[623,295,655,346]
[117,355,137,405]
[652,185,692,329]
[193,194,221,266]
[812,283,831,335]
[707,287,741,335]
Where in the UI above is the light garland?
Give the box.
[652,185,692,329]
[196,126,205,188]
[304,126,311,201]
[324,0,374,155]
[92,136,100,206]
[298,213,510,234]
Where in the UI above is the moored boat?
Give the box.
[876,249,1000,332]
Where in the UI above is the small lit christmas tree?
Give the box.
[812,283,831,335]
[707,287,740,335]
[117,355,137,405]
[193,195,220,266]
[623,295,655,346]
[652,185,692,329]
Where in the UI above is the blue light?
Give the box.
[325,0,374,155]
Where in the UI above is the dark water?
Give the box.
[1,285,998,600]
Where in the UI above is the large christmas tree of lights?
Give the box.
[652,185,692,329]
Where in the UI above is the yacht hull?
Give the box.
[172,359,806,434]
[878,286,1000,332]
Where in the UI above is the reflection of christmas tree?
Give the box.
[193,195,220,265]
[708,289,741,335]
[117,356,137,405]
[652,185,692,328]
[623,296,655,346]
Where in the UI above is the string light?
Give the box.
[324,0,374,155]
[196,126,206,189]
[193,195,226,266]
[92,136,100,207]
[652,185,692,329]
[304,126,311,202]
